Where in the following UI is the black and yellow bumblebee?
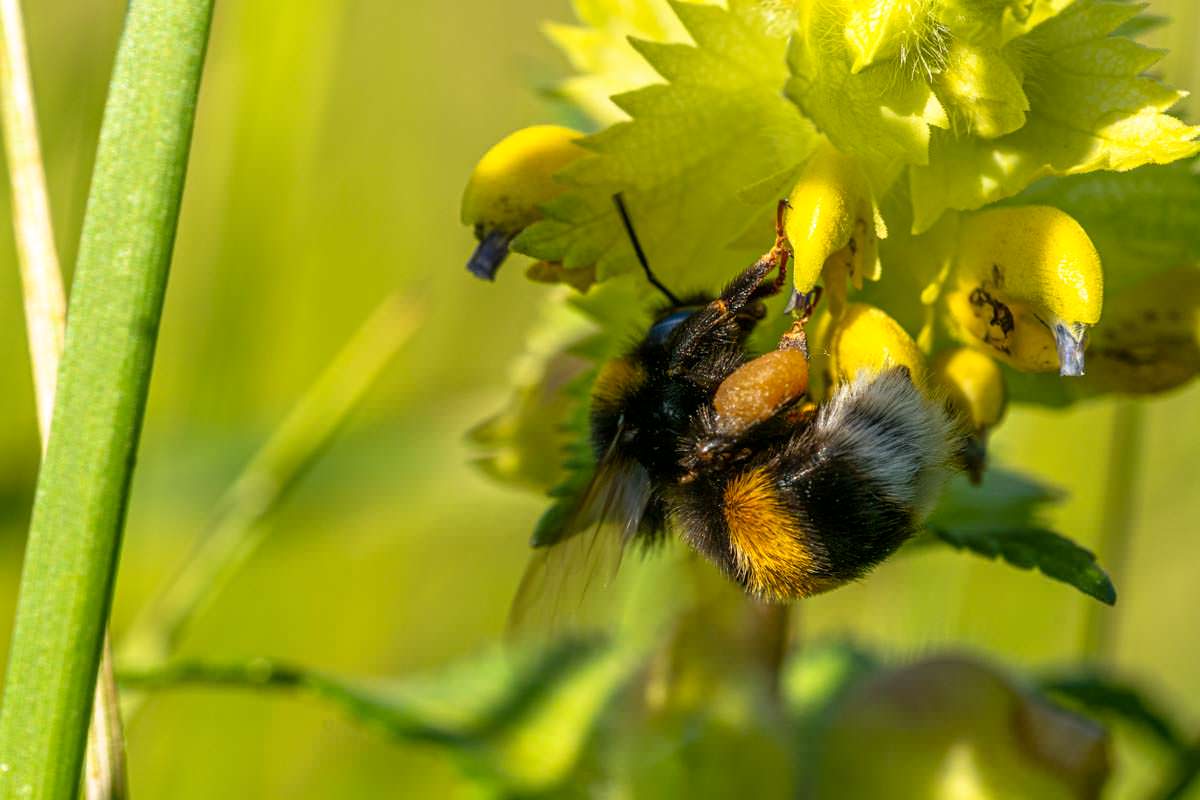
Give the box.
[513,197,964,621]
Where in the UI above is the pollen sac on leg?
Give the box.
[713,349,809,435]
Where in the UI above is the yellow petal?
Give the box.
[785,143,884,295]
[828,303,927,386]
[931,346,1007,432]
[461,125,586,234]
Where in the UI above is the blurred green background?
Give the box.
[0,1,1196,796]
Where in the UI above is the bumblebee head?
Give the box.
[644,307,696,347]
[590,191,774,480]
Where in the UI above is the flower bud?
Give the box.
[461,125,586,280]
[817,656,1111,800]
[828,303,927,387]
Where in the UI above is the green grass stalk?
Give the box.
[0,1,128,796]
[0,1,214,796]
[1081,401,1145,660]
[119,294,418,678]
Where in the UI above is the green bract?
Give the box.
[543,0,704,125]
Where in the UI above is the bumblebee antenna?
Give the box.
[613,193,682,306]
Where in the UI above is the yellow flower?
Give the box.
[827,303,927,388]
[785,142,887,315]
[461,125,586,280]
[943,206,1103,376]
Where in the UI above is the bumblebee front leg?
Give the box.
[731,198,792,308]
[671,201,792,361]
[753,198,793,300]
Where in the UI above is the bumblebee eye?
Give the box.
[646,308,696,347]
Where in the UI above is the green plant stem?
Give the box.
[0,2,128,797]
[0,1,214,796]
[118,658,467,747]
[119,294,418,678]
[1081,401,1145,660]
[1153,735,1200,800]
[118,636,611,752]
[743,601,790,697]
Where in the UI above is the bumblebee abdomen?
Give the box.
[673,451,917,600]
[671,369,959,600]
[778,448,916,590]
[720,464,849,599]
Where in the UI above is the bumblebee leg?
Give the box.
[750,200,793,301]
[778,286,822,357]
[710,199,794,317]
[670,201,793,363]
[701,213,816,435]
[730,200,794,303]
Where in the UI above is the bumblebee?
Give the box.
[514,198,963,617]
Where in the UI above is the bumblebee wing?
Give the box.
[507,448,652,638]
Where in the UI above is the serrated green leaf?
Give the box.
[999,0,1078,42]
[1110,11,1168,39]
[632,0,786,89]
[934,38,1029,139]
[932,525,1116,604]
[921,467,1114,603]
[910,0,1200,231]
[543,0,695,125]
[926,467,1065,529]
[515,0,818,291]
[1040,670,1186,751]
[121,638,638,793]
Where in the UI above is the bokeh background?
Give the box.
[0,1,1196,796]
